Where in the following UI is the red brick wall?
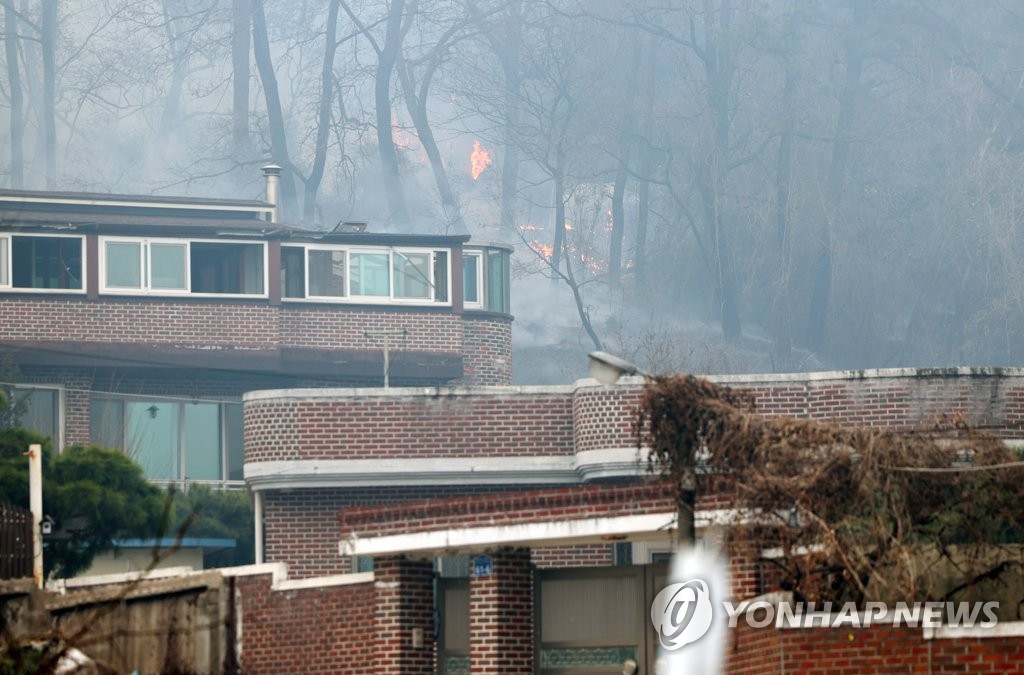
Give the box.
[337,482,675,541]
[458,315,513,386]
[531,543,614,568]
[374,556,435,675]
[247,371,1024,471]
[234,572,375,674]
[572,386,643,454]
[1,296,512,386]
[265,485,552,579]
[245,390,574,463]
[470,548,533,674]
[727,622,1024,674]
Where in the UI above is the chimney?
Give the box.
[262,164,282,222]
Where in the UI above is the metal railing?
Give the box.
[0,500,33,580]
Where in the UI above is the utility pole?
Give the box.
[27,443,43,588]
[365,329,408,388]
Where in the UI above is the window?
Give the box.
[281,246,305,298]
[10,235,83,291]
[89,395,244,484]
[150,243,188,290]
[462,253,481,307]
[190,242,265,295]
[393,250,431,299]
[0,237,8,286]
[350,251,390,297]
[6,385,61,449]
[462,247,510,313]
[105,241,143,289]
[308,249,346,298]
[281,245,451,304]
[486,249,510,314]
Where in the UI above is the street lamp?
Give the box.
[587,351,650,385]
[587,351,696,546]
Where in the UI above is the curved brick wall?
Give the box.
[572,383,644,454]
[247,369,1024,468]
[458,314,513,386]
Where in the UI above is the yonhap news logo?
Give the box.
[650,580,715,650]
[651,578,1000,651]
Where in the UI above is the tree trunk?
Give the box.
[700,0,741,340]
[609,160,626,287]
[5,4,23,188]
[302,0,340,226]
[159,0,187,138]
[397,58,465,234]
[232,0,251,156]
[252,0,297,220]
[375,0,410,226]
[498,0,523,238]
[41,0,57,188]
[770,50,799,366]
[806,39,862,353]
[551,168,565,274]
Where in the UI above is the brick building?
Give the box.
[5,171,1023,671]
[245,367,1024,673]
[0,167,512,487]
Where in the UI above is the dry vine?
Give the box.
[638,375,1024,610]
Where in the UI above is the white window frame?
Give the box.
[391,247,442,304]
[462,250,484,309]
[99,236,191,296]
[0,234,9,288]
[186,238,269,299]
[4,233,87,294]
[281,244,452,307]
[304,243,349,300]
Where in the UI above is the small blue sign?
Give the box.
[473,554,493,577]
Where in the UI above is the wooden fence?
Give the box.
[0,500,32,580]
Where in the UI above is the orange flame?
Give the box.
[470,140,493,180]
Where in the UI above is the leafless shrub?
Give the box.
[638,374,1024,608]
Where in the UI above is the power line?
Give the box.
[1,381,243,407]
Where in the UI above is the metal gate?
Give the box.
[535,564,668,675]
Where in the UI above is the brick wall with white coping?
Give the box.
[244,387,574,464]
[264,484,561,579]
[246,368,1024,472]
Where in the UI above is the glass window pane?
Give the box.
[433,251,448,302]
[105,241,142,288]
[350,252,390,296]
[393,251,431,299]
[150,243,187,290]
[0,238,8,285]
[90,397,124,450]
[13,388,58,445]
[126,401,179,480]
[486,250,509,313]
[13,236,83,289]
[185,403,221,480]
[190,242,264,295]
[281,247,305,298]
[462,255,479,304]
[308,249,346,297]
[225,403,244,481]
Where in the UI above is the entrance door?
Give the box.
[535,565,667,675]
[437,577,470,675]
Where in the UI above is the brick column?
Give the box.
[373,556,435,675]
[469,548,533,674]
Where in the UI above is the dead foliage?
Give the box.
[637,374,1024,609]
